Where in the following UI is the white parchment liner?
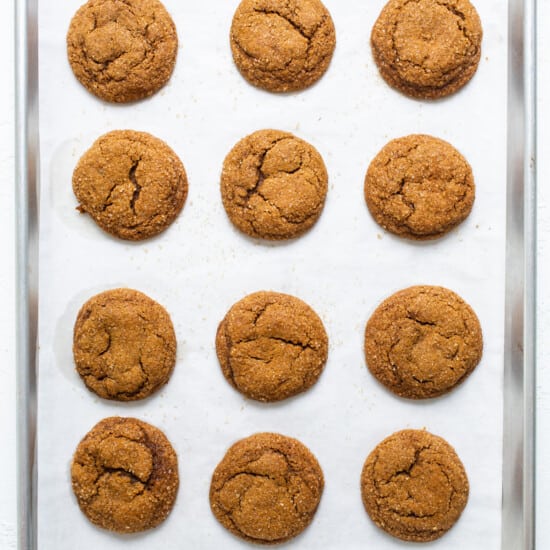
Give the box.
[38,1,506,548]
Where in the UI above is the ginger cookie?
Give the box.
[73,130,188,240]
[221,130,328,240]
[216,291,328,402]
[371,0,482,99]
[73,288,177,401]
[364,285,482,399]
[71,417,179,533]
[364,134,475,240]
[210,432,324,544]
[361,429,469,542]
[67,0,178,103]
[230,0,336,93]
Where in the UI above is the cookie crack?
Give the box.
[405,313,436,328]
[412,374,434,384]
[97,467,147,489]
[232,36,296,72]
[388,445,428,482]
[436,1,465,21]
[244,137,295,202]
[386,0,477,87]
[252,8,311,42]
[129,158,142,215]
[267,335,313,351]
[98,330,112,356]
[256,186,321,227]
[84,431,152,502]
[100,182,118,212]
[82,3,160,75]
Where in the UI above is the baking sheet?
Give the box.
[36,1,508,548]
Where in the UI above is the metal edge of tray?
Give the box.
[15,0,38,548]
[15,0,536,549]
[503,0,537,548]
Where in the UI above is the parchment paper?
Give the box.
[37,1,507,548]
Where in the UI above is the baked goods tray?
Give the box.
[15,0,536,548]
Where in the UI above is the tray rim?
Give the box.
[15,1,537,548]
[15,0,38,548]
[502,0,537,548]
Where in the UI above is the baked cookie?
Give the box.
[364,285,482,399]
[221,130,328,240]
[210,432,324,544]
[364,134,475,240]
[73,130,188,240]
[230,0,336,92]
[361,429,469,542]
[73,288,177,401]
[216,291,328,402]
[371,0,482,99]
[67,0,178,103]
[71,417,179,533]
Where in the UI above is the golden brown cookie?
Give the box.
[221,129,328,240]
[216,291,328,402]
[371,0,482,99]
[230,0,336,92]
[361,429,469,542]
[73,130,188,240]
[210,432,324,544]
[364,285,483,399]
[71,417,179,533]
[73,288,177,401]
[67,0,178,103]
[364,135,475,240]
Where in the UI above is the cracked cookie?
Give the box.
[364,134,475,240]
[73,130,188,240]
[230,0,336,92]
[221,129,328,240]
[71,416,179,533]
[371,0,482,99]
[210,432,324,544]
[364,285,482,399]
[361,429,469,542]
[216,291,328,402]
[67,0,178,103]
[73,288,177,401]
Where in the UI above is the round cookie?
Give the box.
[221,130,328,240]
[216,291,328,402]
[371,0,482,99]
[73,130,188,240]
[364,285,483,399]
[364,134,475,240]
[67,0,178,103]
[73,288,177,401]
[71,416,179,533]
[230,0,336,93]
[361,429,469,542]
[210,432,324,544]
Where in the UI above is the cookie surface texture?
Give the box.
[230,0,336,92]
[210,432,324,544]
[73,288,177,401]
[67,0,178,103]
[371,0,482,99]
[73,130,188,240]
[361,429,469,542]
[71,416,179,533]
[364,285,482,399]
[216,291,328,402]
[221,129,328,240]
[364,134,475,240]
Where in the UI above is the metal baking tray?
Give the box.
[15,0,536,548]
